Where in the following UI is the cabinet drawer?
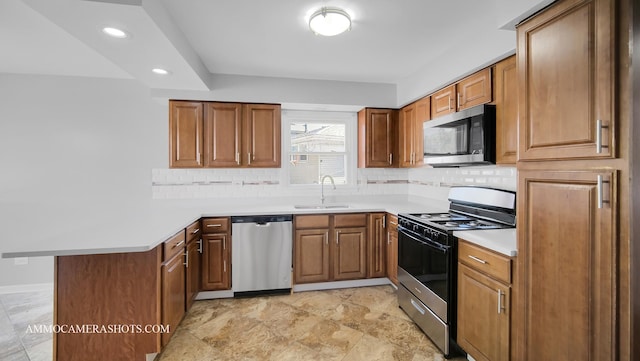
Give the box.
[186,220,201,243]
[458,240,511,284]
[164,230,186,261]
[295,215,330,229]
[334,213,367,228]
[387,213,398,231]
[202,217,229,233]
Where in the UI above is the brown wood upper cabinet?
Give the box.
[170,101,281,168]
[456,68,492,111]
[357,108,397,168]
[169,101,203,168]
[517,0,614,160]
[494,55,518,164]
[399,97,429,167]
[431,69,493,120]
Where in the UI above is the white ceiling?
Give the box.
[1,0,554,99]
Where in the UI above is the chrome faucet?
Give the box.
[320,175,336,204]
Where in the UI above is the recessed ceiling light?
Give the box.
[309,7,352,36]
[102,27,129,39]
[152,68,171,75]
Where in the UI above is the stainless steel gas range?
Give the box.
[397,186,516,358]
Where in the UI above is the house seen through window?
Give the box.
[288,119,350,185]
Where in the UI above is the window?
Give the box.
[283,110,356,186]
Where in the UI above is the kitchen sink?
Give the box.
[294,204,350,209]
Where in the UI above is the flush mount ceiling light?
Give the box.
[151,68,170,75]
[308,7,351,36]
[102,27,129,39]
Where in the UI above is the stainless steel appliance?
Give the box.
[231,215,293,295]
[423,104,496,167]
[397,186,516,357]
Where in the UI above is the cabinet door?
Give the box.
[458,263,510,361]
[386,214,398,285]
[161,250,186,346]
[204,102,242,167]
[431,85,456,119]
[457,68,492,111]
[358,108,396,168]
[333,227,367,281]
[517,0,614,160]
[169,101,203,168]
[185,239,201,310]
[367,213,386,278]
[294,229,330,284]
[399,104,416,168]
[515,170,616,361]
[201,233,230,290]
[243,103,281,167]
[494,56,518,164]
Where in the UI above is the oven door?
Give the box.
[397,226,450,322]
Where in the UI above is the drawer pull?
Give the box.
[191,228,200,234]
[206,224,222,228]
[173,240,185,249]
[410,299,426,315]
[197,239,203,253]
[184,250,189,267]
[468,255,487,264]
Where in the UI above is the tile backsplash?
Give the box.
[152,166,516,200]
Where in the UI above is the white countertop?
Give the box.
[453,228,517,257]
[0,196,448,258]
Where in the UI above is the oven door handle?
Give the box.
[398,226,449,253]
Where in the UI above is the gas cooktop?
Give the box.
[403,212,513,231]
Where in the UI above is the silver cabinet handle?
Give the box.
[336,231,339,245]
[206,224,222,228]
[173,240,185,249]
[383,215,386,229]
[410,299,426,315]
[387,232,391,245]
[596,119,609,154]
[198,239,203,253]
[325,232,329,245]
[191,228,200,234]
[497,289,503,314]
[457,93,462,109]
[184,250,189,267]
[247,152,251,165]
[468,255,487,264]
[389,153,393,165]
[223,260,226,273]
[448,96,452,110]
[235,152,240,165]
[597,175,610,209]
[223,239,226,250]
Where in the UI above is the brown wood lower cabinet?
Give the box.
[457,240,512,361]
[294,213,373,284]
[201,217,231,290]
[386,213,398,285]
[368,213,386,278]
[161,244,186,347]
[334,226,367,280]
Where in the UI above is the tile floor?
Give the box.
[158,286,466,361]
[0,285,467,361]
[0,289,53,361]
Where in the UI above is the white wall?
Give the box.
[0,73,166,286]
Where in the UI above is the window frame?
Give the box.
[281,110,357,188]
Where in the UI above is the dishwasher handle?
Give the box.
[231,215,293,223]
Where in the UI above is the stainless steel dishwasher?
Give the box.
[231,215,293,295]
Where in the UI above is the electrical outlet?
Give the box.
[14,257,28,265]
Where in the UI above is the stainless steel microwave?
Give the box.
[423,104,496,167]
